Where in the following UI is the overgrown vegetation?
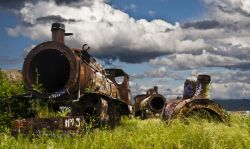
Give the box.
[0,115,249,148]
[31,68,45,93]
[0,69,249,148]
[0,69,61,132]
[0,69,25,132]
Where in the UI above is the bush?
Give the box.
[0,69,69,132]
[0,69,25,132]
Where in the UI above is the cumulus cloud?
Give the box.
[150,50,248,70]
[211,82,250,99]
[132,66,183,80]
[0,0,105,12]
[5,0,208,63]
[145,0,250,71]
[6,0,250,66]
[211,70,250,84]
[203,0,250,20]
[3,0,250,66]
[183,20,221,30]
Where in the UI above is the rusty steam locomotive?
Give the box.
[133,75,229,122]
[162,74,229,122]
[13,23,132,132]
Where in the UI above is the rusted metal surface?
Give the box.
[51,23,66,44]
[193,74,211,99]
[183,79,197,99]
[105,69,131,105]
[71,94,109,124]
[162,74,229,122]
[22,23,130,106]
[162,98,229,122]
[134,86,166,119]
[12,116,85,135]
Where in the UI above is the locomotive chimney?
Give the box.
[153,86,158,94]
[183,79,197,99]
[51,23,65,44]
[194,74,211,99]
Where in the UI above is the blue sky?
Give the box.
[110,0,205,22]
[0,0,250,99]
[0,12,36,69]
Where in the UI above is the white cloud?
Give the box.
[211,82,250,99]
[5,0,208,63]
[24,44,36,56]
[203,0,250,22]
[149,51,247,70]
[211,70,250,84]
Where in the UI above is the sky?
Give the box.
[0,0,250,100]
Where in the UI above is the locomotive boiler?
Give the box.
[134,86,166,119]
[13,23,131,133]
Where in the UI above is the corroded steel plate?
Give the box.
[12,116,85,135]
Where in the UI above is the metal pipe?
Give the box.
[183,79,197,99]
[139,94,166,112]
[134,86,166,118]
[51,23,65,44]
[194,74,211,99]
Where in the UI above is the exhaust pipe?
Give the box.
[194,74,211,99]
[183,78,197,99]
[51,23,73,44]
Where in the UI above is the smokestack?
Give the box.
[194,74,211,99]
[183,79,197,99]
[153,86,158,94]
[51,23,65,44]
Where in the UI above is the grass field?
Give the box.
[0,71,249,148]
[0,114,249,149]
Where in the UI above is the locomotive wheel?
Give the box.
[186,108,222,122]
[108,102,121,129]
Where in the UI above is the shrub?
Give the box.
[0,69,25,132]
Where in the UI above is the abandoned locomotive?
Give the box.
[14,23,132,132]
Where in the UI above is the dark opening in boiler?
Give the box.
[150,97,165,111]
[30,49,70,93]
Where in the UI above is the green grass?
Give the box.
[0,114,249,149]
[0,70,249,148]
